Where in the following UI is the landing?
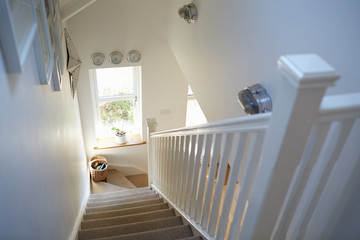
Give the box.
[90,169,148,194]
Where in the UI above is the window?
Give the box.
[90,66,142,138]
[186,85,207,126]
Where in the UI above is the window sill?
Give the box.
[94,134,146,150]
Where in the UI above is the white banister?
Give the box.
[240,54,339,240]
[148,113,269,239]
[147,54,359,240]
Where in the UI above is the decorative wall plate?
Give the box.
[109,51,123,64]
[127,50,141,63]
[91,53,105,66]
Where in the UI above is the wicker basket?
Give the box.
[90,155,107,162]
[89,158,108,181]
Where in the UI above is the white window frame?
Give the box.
[89,67,142,139]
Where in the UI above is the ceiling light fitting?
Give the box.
[178,3,198,24]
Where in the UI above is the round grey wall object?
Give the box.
[91,53,105,66]
[109,51,123,64]
[127,50,141,63]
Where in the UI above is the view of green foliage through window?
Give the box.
[100,98,134,124]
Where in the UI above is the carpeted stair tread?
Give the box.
[78,216,184,240]
[81,209,176,229]
[89,187,151,200]
[85,198,164,213]
[87,190,156,205]
[94,224,194,240]
[83,203,169,220]
[87,193,160,208]
[90,181,130,195]
[106,169,137,189]
[88,189,154,203]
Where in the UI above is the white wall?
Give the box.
[0,46,88,238]
[66,0,188,170]
[168,0,360,121]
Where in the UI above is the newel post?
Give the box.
[146,118,157,186]
[240,54,339,239]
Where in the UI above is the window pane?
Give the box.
[96,67,135,97]
[186,98,207,126]
[188,85,194,96]
[99,99,136,137]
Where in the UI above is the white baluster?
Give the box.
[171,136,180,200]
[163,137,167,194]
[292,119,355,240]
[195,134,213,223]
[153,137,158,186]
[271,122,330,240]
[180,135,191,209]
[167,137,172,194]
[161,137,166,191]
[201,133,222,229]
[216,132,249,240]
[155,137,159,187]
[169,136,177,199]
[208,133,236,236]
[185,135,198,214]
[175,136,185,205]
[189,134,205,218]
[157,137,162,190]
[228,131,265,240]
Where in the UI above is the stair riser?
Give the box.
[87,190,155,204]
[81,209,175,229]
[83,203,169,220]
[86,194,159,208]
[78,216,183,240]
[85,198,164,214]
[89,187,150,199]
[99,224,193,240]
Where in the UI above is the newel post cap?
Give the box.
[278,54,340,88]
[146,118,158,133]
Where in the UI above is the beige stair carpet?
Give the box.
[125,174,148,188]
[78,188,202,240]
[91,169,136,194]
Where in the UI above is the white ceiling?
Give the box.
[59,0,98,21]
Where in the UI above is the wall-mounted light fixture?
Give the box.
[178,3,198,24]
[237,84,272,115]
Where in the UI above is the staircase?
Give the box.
[78,187,202,239]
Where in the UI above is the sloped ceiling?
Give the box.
[60,0,97,21]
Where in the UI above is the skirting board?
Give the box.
[68,188,90,240]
